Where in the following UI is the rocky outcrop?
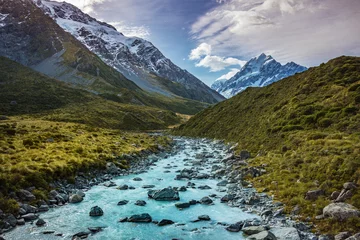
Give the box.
[323,203,360,220]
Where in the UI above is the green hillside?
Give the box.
[174,56,360,233]
[0,56,181,130]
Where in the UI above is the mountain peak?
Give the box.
[211,54,307,98]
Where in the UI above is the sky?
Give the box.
[54,0,360,86]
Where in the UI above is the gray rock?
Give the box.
[331,191,340,200]
[88,227,104,233]
[17,218,25,225]
[271,227,300,240]
[117,184,129,190]
[345,233,360,240]
[22,213,39,221]
[243,226,266,235]
[323,203,360,220]
[117,200,129,205]
[221,194,235,202]
[17,189,36,201]
[69,194,83,203]
[158,219,174,226]
[246,231,277,240]
[189,200,197,205]
[336,189,353,202]
[198,215,210,221]
[133,177,142,181]
[335,232,351,240]
[175,202,190,209]
[226,221,244,232]
[119,217,128,222]
[200,196,213,205]
[5,214,17,227]
[142,185,155,189]
[305,189,324,200]
[128,213,152,223]
[36,219,46,226]
[343,182,357,190]
[178,186,187,192]
[148,188,180,201]
[135,200,147,206]
[217,180,228,186]
[20,204,37,214]
[198,185,212,190]
[106,162,118,174]
[89,206,103,217]
[38,205,49,212]
[104,181,116,187]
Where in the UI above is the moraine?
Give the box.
[3,137,311,240]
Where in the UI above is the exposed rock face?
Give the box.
[323,203,360,220]
[32,0,225,104]
[148,188,180,201]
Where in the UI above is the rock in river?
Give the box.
[128,213,152,223]
[158,219,174,226]
[200,196,213,205]
[175,202,190,209]
[117,200,129,206]
[135,200,147,206]
[89,206,103,217]
[148,188,180,201]
[69,194,83,203]
[36,219,46,227]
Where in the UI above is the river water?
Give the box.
[4,137,259,240]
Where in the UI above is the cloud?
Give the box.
[216,68,240,80]
[189,43,212,60]
[109,22,150,38]
[190,0,360,66]
[196,55,245,72]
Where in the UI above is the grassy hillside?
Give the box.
[174,56,360,233]
[0,56,181,130]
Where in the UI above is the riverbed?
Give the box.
[4,137,260,240]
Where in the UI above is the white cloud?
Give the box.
[216,68,240,80]
[189,43,212,60]
[190,0,360,66]
[196,55,245,72]
[109,22,150,38]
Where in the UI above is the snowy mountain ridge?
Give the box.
[212,53,307,98]
[33,0,224,103]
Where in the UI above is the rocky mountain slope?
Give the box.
[33,0,224,103]
[0,0,208,115]
[175,56,360,234]
[212,53,307,98]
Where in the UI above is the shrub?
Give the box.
[318,118,332,128]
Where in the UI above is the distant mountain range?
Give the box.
[33,0,224,103]
[212,53,307,98]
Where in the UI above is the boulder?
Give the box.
[343,182,357,190]
[270,227,300,240]
[178,186,187,192]
[345,233,360,240]
[175,202,190,209]
[226,221,244,232]
[5,214,17,227]
[200,196,213,205]
[119,217,128,222]
[106,162,118,174]
[36,219,46,226]
[198,215,210,221]
[133,177,142,181]
[148,188,180,201]
[17,190,36,201]
[135,200,147,206]
[89,206,103,217]
[142,185,155,189]
[128,213,152,223]
[221,194,235,202]
[323,203,360,220]
[198,185,212,190]
[158,219,174,226]
[246,231,277,240]
[305,189,324,200]
[336,189,353,202]
[69,194,83,203]
[331,191,340,200]
[20,204,37,213]
[117,200,129,206]
[17,218,25,225]
[335,232,351,240]
[22,213,39,221]
[38,205,49,212]
[117,184,129,190]
[217,180,228,186]
[242,226,266,235]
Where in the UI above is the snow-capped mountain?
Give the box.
[33,0,224,104]
[211,53,307,98]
